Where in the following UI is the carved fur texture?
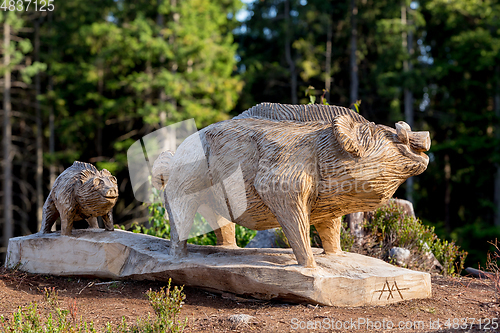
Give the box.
[40,161,119,236]
[153,103,431,267]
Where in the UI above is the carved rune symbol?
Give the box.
[375,280,409,300]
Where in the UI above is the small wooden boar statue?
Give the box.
[40,161,119,236]
[152,103,431,267]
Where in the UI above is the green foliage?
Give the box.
[0,287,97,333]
[305,86,330,105]
[350,100,362,114]
[273,228,289,248]
[0,282,187,333]
[139,280,187,333]
[305,85,317,104]
[366,203,467,275]
[340,219,355,252]
[234,225,257,248]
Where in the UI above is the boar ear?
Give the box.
[395,121,410,145]
[332,115,362,158]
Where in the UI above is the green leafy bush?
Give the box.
[366,203,467,275]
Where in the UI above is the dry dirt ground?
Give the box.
[0,267,499,333]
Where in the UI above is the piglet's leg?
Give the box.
[87,217,99,229]
[55,201,73,236]
[315,217,343,254]
[40,196,59,233]
[102,211,114,231]
[60,215,73,236]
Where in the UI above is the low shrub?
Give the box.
[0,279,187,333]
[364,203,467,275]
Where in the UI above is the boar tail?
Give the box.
[152,150,175,190]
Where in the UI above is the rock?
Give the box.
[245,229,278,248]
[388,198,415,218]
[5,229,431,307]
[389,247,411,266]
[465,267,492,279]
[228,314,256,329]
[421,242,443,272]
[345,212,365,244]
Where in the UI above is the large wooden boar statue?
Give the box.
[152,103,430,267]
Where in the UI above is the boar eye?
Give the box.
[110,176,117,184]
[93,178,103,186]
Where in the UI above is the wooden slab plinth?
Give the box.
[5,229,431,306]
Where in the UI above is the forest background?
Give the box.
[1,0,499,269]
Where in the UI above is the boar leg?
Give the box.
[315,217,343,254]
[40,196,59,233]
[197,204,237,246]
[255,163,317,267]
[102,211,114,231]
[214,222,237,247]
[164,190,199,258]
[277,210,316,268]
[167,204,188,258]
[260,196,315,267]
[87,217,99,229]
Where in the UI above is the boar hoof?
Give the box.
[169,242,188,258]
[301,257,317,268]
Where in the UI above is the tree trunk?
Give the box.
[96,58,104,157]
[162,0,178,125]
[48,11,56,189]
[350,0,358,105]
[402,3,415,203]
[157,0,167,127]
[284,0,297,104]
[3,22,13,253]
[49,77,55,187]
[444,153,451,231]
[35,20,43,232]
[324,21,332,104]
[494,65,500,227]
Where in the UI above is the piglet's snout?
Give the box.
[409,131,431,152]
[105,187,118,198]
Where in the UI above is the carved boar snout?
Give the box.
[409,131,431,152]
[395,121,430,153]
